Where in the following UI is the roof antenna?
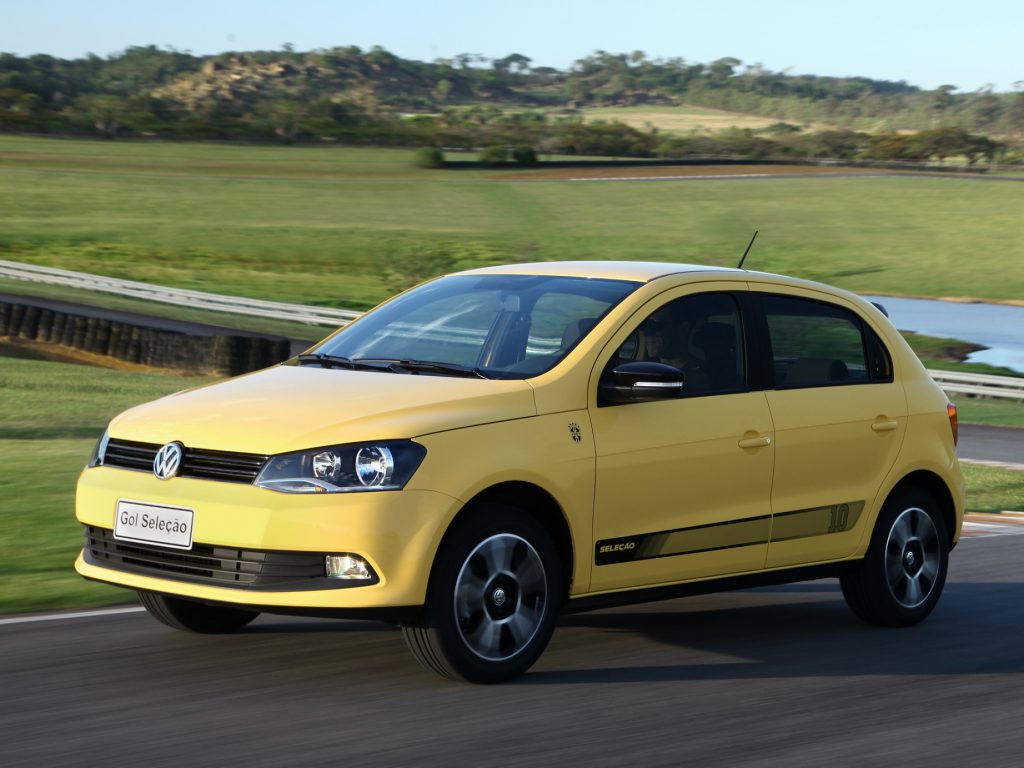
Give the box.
[736,230,758,269]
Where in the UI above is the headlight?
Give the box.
[255,441,426,494]
[88,430,110,468]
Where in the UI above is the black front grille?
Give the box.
[102,438,267,483]
[84,526,332,590]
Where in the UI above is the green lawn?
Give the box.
[2,136,1023,312]
[955,398,1024,428]
[960,463,1024,514]
[0,355,212,613]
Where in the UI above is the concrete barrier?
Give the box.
[0,299,292,375]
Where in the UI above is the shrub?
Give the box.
[415,147,445,168]
[478,144,509,166]
[512,145,538,166]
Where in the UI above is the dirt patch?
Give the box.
[580,106,836,135]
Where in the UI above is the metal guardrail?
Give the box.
[2,258,1023,399]
[928,369,1024,402]
[0,259,361,327]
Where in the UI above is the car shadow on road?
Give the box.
[131,578,1022,689]
[524,579,1024,685]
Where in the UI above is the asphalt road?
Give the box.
[4,532,1024,768]
[959,423,1024,465]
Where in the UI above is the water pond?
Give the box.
[863,295,1024,374]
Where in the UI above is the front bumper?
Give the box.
[75,465,461,610]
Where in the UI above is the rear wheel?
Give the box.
[841,487,949,627]
[137,590,259,633]
[402,507,562,683]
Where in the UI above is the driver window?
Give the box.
[611,293,746,396]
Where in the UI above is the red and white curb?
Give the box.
[961,511,1024,538]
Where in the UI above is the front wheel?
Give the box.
[402,507,563,683]
[137,590,259,633]
[841,487,949,627]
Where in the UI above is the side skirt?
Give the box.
[564,561,855,614]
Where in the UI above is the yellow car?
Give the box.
[76,262,964,683]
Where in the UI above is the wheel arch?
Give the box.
[436,481,575,603]
[888,470,958,547]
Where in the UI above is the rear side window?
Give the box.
[763,295,892,389]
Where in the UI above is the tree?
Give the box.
[970,91,1003,132]
[433,79,453,103]
[1005,91,1024,138]
[962,134,1001,165]
[929,85,956,126]
[918,126,970,161]
[493,53,532,75]
[708,57,741,87]
[77,94,127,137]
[455,53,484,69]
[263,100,305,143]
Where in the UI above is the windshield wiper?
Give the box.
[295,353,392,371]
[352,358,490,379]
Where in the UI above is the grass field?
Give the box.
[1,350,1021,615]
[2,136,1023,311]
[955,398,1024,428]
[0,352,212,613]
[961,464,1024,514]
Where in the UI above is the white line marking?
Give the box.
[0,606,144,626]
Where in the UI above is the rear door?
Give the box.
[756,290,907,568]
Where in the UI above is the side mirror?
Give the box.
[599,361,684,405]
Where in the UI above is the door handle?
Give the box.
[871,420,899,432]
[738,435,772,449]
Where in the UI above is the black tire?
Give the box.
[137,590,259,633]
[841,486,949,627]
[401,506,563,684]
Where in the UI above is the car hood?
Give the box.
[108,364,537,454]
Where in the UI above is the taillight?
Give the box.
[947,402,958,446]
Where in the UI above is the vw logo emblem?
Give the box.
[153,442,184,480]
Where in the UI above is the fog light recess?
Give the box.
[325,554,374,580]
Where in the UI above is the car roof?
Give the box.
[452,261,873,309]
[456,261,743,283]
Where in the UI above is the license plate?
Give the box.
[114,500,194,550]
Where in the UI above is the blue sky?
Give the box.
[3,0,1022,92]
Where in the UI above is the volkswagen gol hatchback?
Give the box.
[77,262,964,682]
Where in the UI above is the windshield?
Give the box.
[310,274,641,379]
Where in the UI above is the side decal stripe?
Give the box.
[771,501,865,542]
[595,501,865,566]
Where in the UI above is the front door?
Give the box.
[589,286,776,593]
